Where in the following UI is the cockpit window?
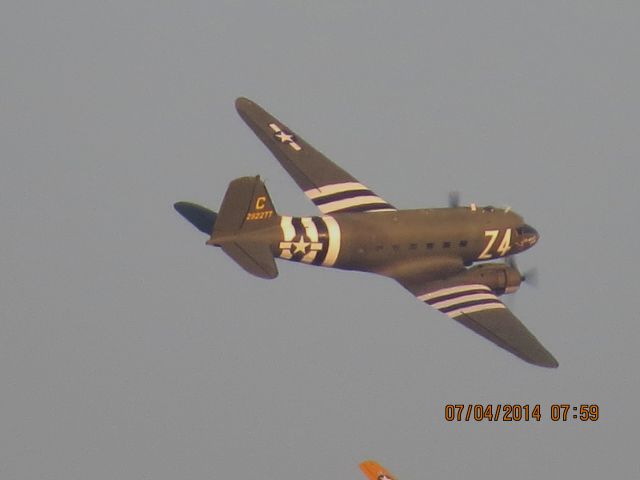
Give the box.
[517,225,536,236]
[482,206,495,212]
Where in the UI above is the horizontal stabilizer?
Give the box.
[218,241,278,279]
[174,202,217,235]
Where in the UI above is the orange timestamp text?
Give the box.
[444,403,599,422]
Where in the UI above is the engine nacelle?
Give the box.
[461,263,522,295]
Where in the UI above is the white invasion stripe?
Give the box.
[301,217,319,242]
[305,182,368,199]
[280,216,295,241]
[317,196,388,213]
[418,284,491,302]
[364,208,397,213]
[322,216,341,267]
[301,217,319,263]
[279,250,293,260]
[446,302,506,318]
[301,251,317,264]
[431,293,500,310]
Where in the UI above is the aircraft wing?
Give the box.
[391,259,559,368]
[360,461,397,480]
[235,97,396,214]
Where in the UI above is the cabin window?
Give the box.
[443,241,451,248]
[409,243,417,250]
[392,244,400,252]
[459,240,468,247]
[426,242,434,249]
[375,245,384,251]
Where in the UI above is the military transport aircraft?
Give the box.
[174,97,558,368]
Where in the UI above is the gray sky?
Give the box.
[2,1,639,478]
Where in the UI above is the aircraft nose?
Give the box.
[523,224,539,245]
[513,224,539,252]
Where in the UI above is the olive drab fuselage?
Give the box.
[174,96,557,368]
[264,206,538,276]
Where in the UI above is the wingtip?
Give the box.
[235,96,254,112]
[543,357,560,368]
[528,352,559,368]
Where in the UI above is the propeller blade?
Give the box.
[505,255,538,288]
[522,267,538,287]
[448,191,460,208]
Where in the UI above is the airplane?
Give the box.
[360,460,398,480]
[174,97,558,368]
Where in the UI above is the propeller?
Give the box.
[505,256,538,287]
[503,255,537,309]
[521,266,538,287]
[448,190,460,208]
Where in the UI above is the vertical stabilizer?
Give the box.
[212,175,277,236]
[208,176,279,279]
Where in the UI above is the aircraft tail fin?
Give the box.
[212,175,277,234]
[360,461,396,480]
[208,176,278,279]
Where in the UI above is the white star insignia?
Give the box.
[269,123,302,151]
[292,235,310,254]
[275,131,294,143]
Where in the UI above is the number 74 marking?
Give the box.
[479,229,512,259]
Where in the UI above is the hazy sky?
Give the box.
[2,1,639,479]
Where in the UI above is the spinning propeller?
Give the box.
[448,190,460,208]
[505,255,538,288]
